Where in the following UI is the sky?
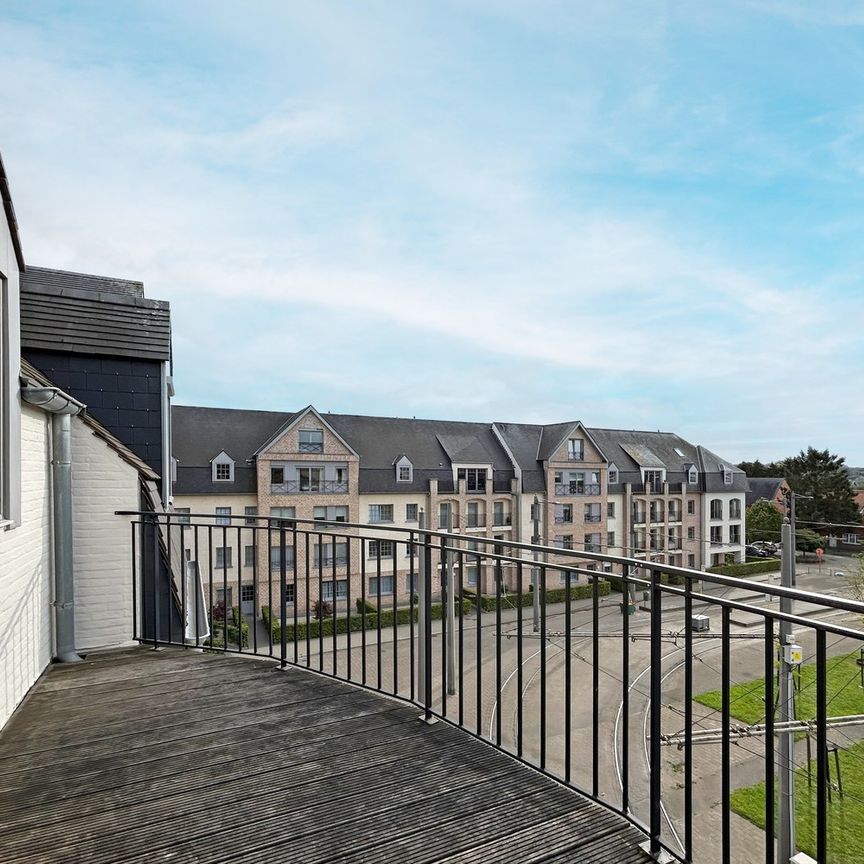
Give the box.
[1,1,863,464]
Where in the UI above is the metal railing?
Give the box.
[121,509,864,864]
[270,480,349,494]
[555,482,601,496]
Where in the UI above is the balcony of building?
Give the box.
[4,510,864,864]
[555,482,601,496]
[270,479,350,494]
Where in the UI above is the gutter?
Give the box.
[21,382,86,663]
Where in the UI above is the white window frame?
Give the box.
[688,467,698,485]
[244,545,256,567]
[368,539,395,559]
[215,546,233,568]
[298,428,324,453]
[608,463,618,484]
[369,575,394,595]
[1,269,21,527]
[215,506,231,525]
[843,533,859,545]
[368,504,394,523]
[406,503,418,522]
[212,454,234,482]
[710,499,723,520]
[173,507,191,524]
[567,438,584,460]
[245,506,258,525]
[322,579,349,601]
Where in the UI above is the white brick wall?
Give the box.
[71,419,140,651]
[0,406,52,729]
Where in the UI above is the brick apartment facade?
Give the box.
[171,405,748,617]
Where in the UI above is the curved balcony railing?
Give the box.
[122,509,864,864]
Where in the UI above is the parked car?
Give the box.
[750,541,779,556]
[745,545,772,558]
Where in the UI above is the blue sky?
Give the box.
[1,1,863,463]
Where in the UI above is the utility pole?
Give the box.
[778,516,797,864]
[789,492,797,588]
[532,495,541,632]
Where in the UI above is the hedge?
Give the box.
[207,606,249,648]
[262,598,474,643]
[707,558,781,578]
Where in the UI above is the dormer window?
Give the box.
[299,428,324,453]
[688,466,698,485]
[395,455,413,483]
[608,463,618,484]
[211,451,235,482]
[457,467,487,492]
[721,464,733,485]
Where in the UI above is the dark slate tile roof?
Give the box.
[492,422,544,470]
[537,422,577,462]
[696,445,750,493]
[20,267,171,362]
[746,477,786,507]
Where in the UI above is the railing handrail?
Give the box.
[117,509,864,615]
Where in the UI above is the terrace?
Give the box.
[2,512,863,864]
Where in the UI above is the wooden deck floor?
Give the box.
[0,648,649,864]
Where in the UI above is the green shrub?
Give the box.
[707,558,781,577]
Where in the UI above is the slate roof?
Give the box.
[746,477,787,508]
[696,445,750,493]
[20,267,171,361]
[172,406,747,498]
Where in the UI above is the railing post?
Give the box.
[532,496,540,632]
[279,525,288,668]
[417,510,436,724]
[649,567,662,858]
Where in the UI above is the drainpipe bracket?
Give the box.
[637,841,675,863]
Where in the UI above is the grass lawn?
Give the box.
[695,651,864,862]
[730,739,864,864]
[694,651,864,725]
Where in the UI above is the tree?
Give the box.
[795,528,825,554]
[746,500,783,543]
[781,447,862,527]
[846,554,864,613]
[738,459,784,478]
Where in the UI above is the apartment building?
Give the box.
[172,405,748,614]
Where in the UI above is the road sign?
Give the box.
[815,547,823,557]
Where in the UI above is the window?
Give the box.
[607,502,615,518]
[298,428,324,452]
[314,542,348,567]
[216,547,233,568]
[270,545,295,570]
[555,503,573,524]
[322,580,349,601]
[314,505,348,526]
[559,569,579,585]
[608,464,618,484]
[710,499,723,520]
[465,564,478,587]
[215,507,231,525]
[368,504,393,523]
[688,467,698,485]
[843,533,859,545]
[584,533,602,553]
[457,468,487,492]
[406,572,418,593]
[271,466,284,486]
[644,470,663,493]
[244,506,258,525]
[729,499,742,519]
[584,503,601,522]
[720,464,732,485]
[687,526,696,540]
[493,501,508,526]
[439,502,453,528]
[730,525,741,545]
[1,272,21,526]
[173,507,191,524]
[368,540,394,558]
[467,501,484,528]
[406,503,418,522]
[567,438,584,460]
[212,453,234,482]
[244,545,256,567]
[270,507,295,526]
[285,583,296,604]
[241,585,255,603]
[607,531,616,548]
[687,499,695,515]
[688,554,696,568]
[554,535,573,550]
[297,466,322,492]
[369,575,394,595]
[710,526,723,545]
